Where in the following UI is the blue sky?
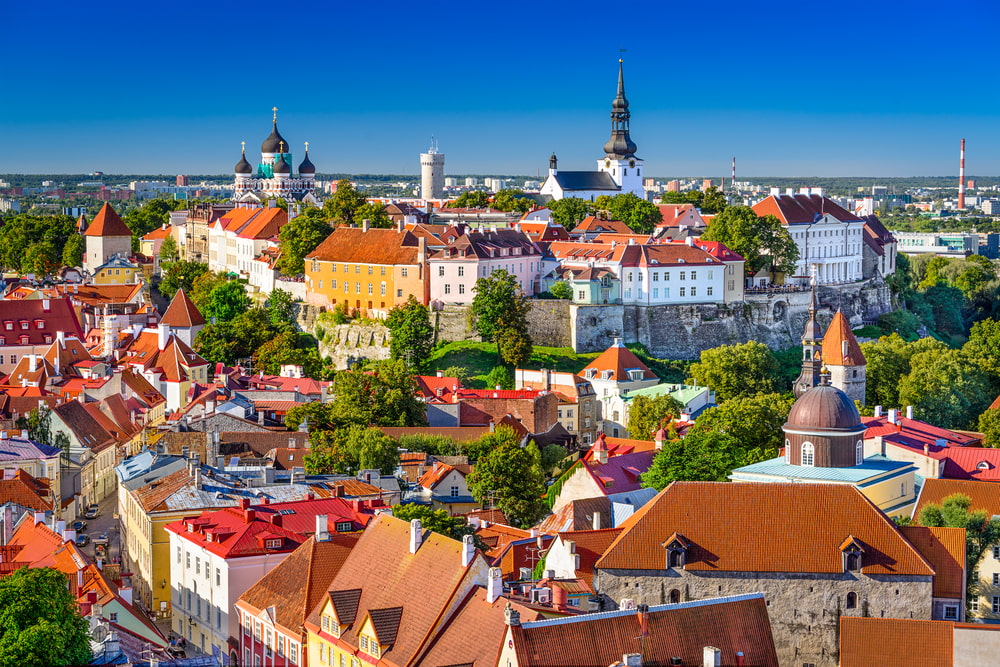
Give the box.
[4,0,998,177]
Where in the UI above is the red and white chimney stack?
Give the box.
[958,138,966,210]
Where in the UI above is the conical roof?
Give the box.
[161,288,206,327]
[581,339,655,382]
[822,311,866,366]
[235,148,253,175]
[262,120,289,154]
[83,203,131,238]
[603,59,638,159]
[298,146,315,174]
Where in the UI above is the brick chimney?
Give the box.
[409,519,423,554]
[703,647,721,667]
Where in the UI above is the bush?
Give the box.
[483,365,514,390]
[549,281,573,300]
[330,302,350,325]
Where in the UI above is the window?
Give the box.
[290,642,298,665]
[360,636,369,652]
[322,615,330,631]
[691,271,697,280]
[266,629,273,656]
[355,265,361,274]
[993,573,999,586]
[278,635,285,656]
[458,266,464,277]
[708,270,713,279]
[653,288,658,298]
[679,271,686,280]
[690,287,696,296]
[451,486,459,497]
[857,440,864,466]
[846,552,861,571]
[343,281,348,293]
[846,592,857,609]
[993,596,1000,614]
[972,597,979,613]
[801,442,815,467]
[458,284,465,294]
[217,608,222,629]
[355,282,360,294]
[397,289,403,297]
[993,546,1000,560]
[335,521,353,532]
[367,283,373,295]
[401,268,408,277]
[669,589,680,604]
[652,272,659,281]
[578,291,586,300]
[195,557,200,575]
[371,644,380,658]
[444,284,451,294]
[679,288,685,297]
[216,568,220,585]
[265,538,282,549]
[331,280,337,289]
[186,552,190,569]
[380,282,386,296]
[110,612,118,622]
[439,266,445,276]
[368,266,373,275]
[176,546,181,563]
[944,605,959,620]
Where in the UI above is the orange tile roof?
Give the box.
[554,528,622,588]
[839,617,953,667]
[306,227,422,266]
[215,207,260,232]
[597,482,935,575]
[580,340,655,381]
[160,289,205,327]
[899,525,965,599]
[237,207,287,240]
[84,203,132,237]
[476,522,532,560]
[822,311,866,366]
[0,469,53,512]
[573,217,632,234]
[914,477,1000,519]
[142,225,171,241]
[237,534,359,637]
[417,461,462,490]
[536,497,610,533]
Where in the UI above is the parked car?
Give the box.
[71,520,87,532]
[75,534,90,547]
[84,507,99,519]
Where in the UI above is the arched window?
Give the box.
[856,440,863,466]
[846,592,857,609]
[669,589,680,604]
[801,442,815,467]
[785,439,791,464]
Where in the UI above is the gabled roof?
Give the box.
[237,207,287,240]
[0,433,61,463]
[693,239,745,263]
[84,203,132,237]
[596,482,935,575]
[914,477,1000,518]
[573,217,632,234]
[822,311,866,366]
[0,468,54,511]
[583,450,654,495]
[0,297,84,346]
[580,340,655,382]
[899,525,965,600]
[142,225,172,241]
[417,461,465,490]
[752,194,863,225]
[237,534,359,636]
[52,399,116,452]
[160,289,205,327]
[306,227,423,266]
[840,617,954,667]
[550,171,620,192]
[508,593,778,667]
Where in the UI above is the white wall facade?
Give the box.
[787,214,866,283]
[429,252,545,304]
[619,262,725,305]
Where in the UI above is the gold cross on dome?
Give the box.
[272,107,278,122]
[304,141,309,151]
[241,140,246,153]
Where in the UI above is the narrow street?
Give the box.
[74,492,122,565]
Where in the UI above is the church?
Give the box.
[232,109,319,205]
[539,60,646,202]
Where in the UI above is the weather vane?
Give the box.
[618,47,627,61]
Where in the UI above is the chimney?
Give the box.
[622,655,642,667]
[55,519,66,535]
[924,443,930,456]
[736,653,745,667]
[315,514,329,541]
[362,219,370,232]
[888,408,899,425]
[205,399,215,415]
[270,514,282,527]
[288,436,297,449]
[703,647,721,667]
[33,511,46,525]
[592,512,601,530]
[239,498,251,509]
[42,299,50,312]
[334,483,345,497]
[685,236,695,247]
[959,138,966,210]
[486,567,503,603]
[63,528,76,543]
[243,509,256,522]
[436,369,444,378]
[119,587,133,606]
[409,518,423,553]
[874,405,883,417]
[56,330,64,347]
[906,405,914,420]
[28,355,37,372]
[551,584,567,610]
[157,322,170,351]
[504,602,521,626]
[461,534,476,567]
[397,218,404,232]
[20,429,28,439]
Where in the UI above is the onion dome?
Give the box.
[785,384,862,431]
[603,59,638,159]
[273,156,291,174]
[261,109,289,154]
[298,143,315,174]
[235,144,252,175]
[549,153,558,170]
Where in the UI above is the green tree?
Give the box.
[62,233,85,268]
[450,190,491,209]
[546,198,593,230]
[467,437,546,527]
[641,430,742,491]
[194,307,284,365]
[343,425,400,474]
[977,408,1000,448]
[203,281,251,322]
[918,493,1000,612]
[483,365,514,390]
[303,429,353,474]
[699,185,729,214]
[391,504,472,539]
[0,213,77,272]
[384,296,434,371]
[492,189,532,213]
[331,359,427,427]
[123,198,183,240]
[277,214,333,275]
[253,332,322,377]
[548,281,572,300]
[465,424,522,463]
[898,349,991,429]
[323,180,367,224]
[0,567,92,666]
[627,394,682,440]
[688,393,795,464]
[158,234,179,262]
[701,206,798,275]
[265,289,298,329]
[23,241,60,277]
[353,202,393,228]
[964,319,1000,384]
[689,341,780,402]
[159,260,209,300]
[471,269,532,365]
[285,401,339,433]
[603,193,662,234]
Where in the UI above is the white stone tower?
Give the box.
[420,138,445,200]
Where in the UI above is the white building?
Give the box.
[428,229,544,305]
[233,110,319,205]
[206,207,287,292]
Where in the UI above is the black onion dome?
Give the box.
[603,60,638,159]
[273,156,291,174]
[298,150,315,174]
[262,122,289,154]
[785,384,863,431]
[235,150,252,175]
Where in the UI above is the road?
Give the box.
[73,493,122,565]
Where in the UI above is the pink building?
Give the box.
[428,228,543,305]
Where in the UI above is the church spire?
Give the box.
[603,59,638,159]
[794,279,824,397]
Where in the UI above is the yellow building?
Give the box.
[92,255,143,285]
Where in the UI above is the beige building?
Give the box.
[515,369,598,445]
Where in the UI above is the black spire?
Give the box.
[603,59,638,159]
[794,280,824,398]
[549,153,557,170]
[235,143,252,175]
[299,142,315,175]
[262,107,289,154]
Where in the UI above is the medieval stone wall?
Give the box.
[316,322,391,370]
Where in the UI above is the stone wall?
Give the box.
[316,322,391,370]
[595,567,933,667]
[527,300,574,348]
[433,305,481,344]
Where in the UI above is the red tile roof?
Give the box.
[306,227,423,266]
[142,225,171,241]
[581,450,654,495]
[752,194,862,225]
[597,482,935,575]
[865,416,979,451]
[899,525,965,599]
[414,375,461,403]
[237,207,287,240]
[508,593,778,667]
[581,340,655,382]
[0,297,84,347]
[573,217,632,234]
[692,239,745,263]
[0,468,54,511]
[417,460,464,490]
[822,311,866,366]
[84,203,132,237]
[840,617,954,667]
[160,289,205,327]
[914,477,1000,519]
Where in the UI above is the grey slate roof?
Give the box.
[551,171,620,192]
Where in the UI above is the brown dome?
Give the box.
[785,384,862,431]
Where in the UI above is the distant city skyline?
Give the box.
[4,0,998,177]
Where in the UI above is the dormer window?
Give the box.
[841,536,864,572]
[3,322,11,331]
[627,369,643,381]
[663,533,689,570]
[265,538,282,549]
[601,370,613,380]
[978,461,992,470]
[34,320,44,329]
[19,321,28,330]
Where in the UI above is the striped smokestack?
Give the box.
[959,138,966,210]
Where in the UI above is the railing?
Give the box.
[745,284,808,294]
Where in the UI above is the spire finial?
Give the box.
[304,141,309,152]
[279,141,285,153]
[241,141,246,154]
[272,106,278,123]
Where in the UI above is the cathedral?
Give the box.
[539,60,646,201]
[232,109,319,205]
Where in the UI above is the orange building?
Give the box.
[304,225,429,318]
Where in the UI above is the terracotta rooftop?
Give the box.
[597,482,935,575]
[84,203,132,237]
[573,217,632,234]
[899,525,965,600]
[840,617,954,667]
[306,227,423,266]
[822,311,866,366]
[0,297,85,347]
[914,477,1000,519]
[752,194,862,225]
[160,289,205,327]
[0,468,54,512]
[581,340,655,382]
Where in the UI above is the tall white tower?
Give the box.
[420,138,445,200]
